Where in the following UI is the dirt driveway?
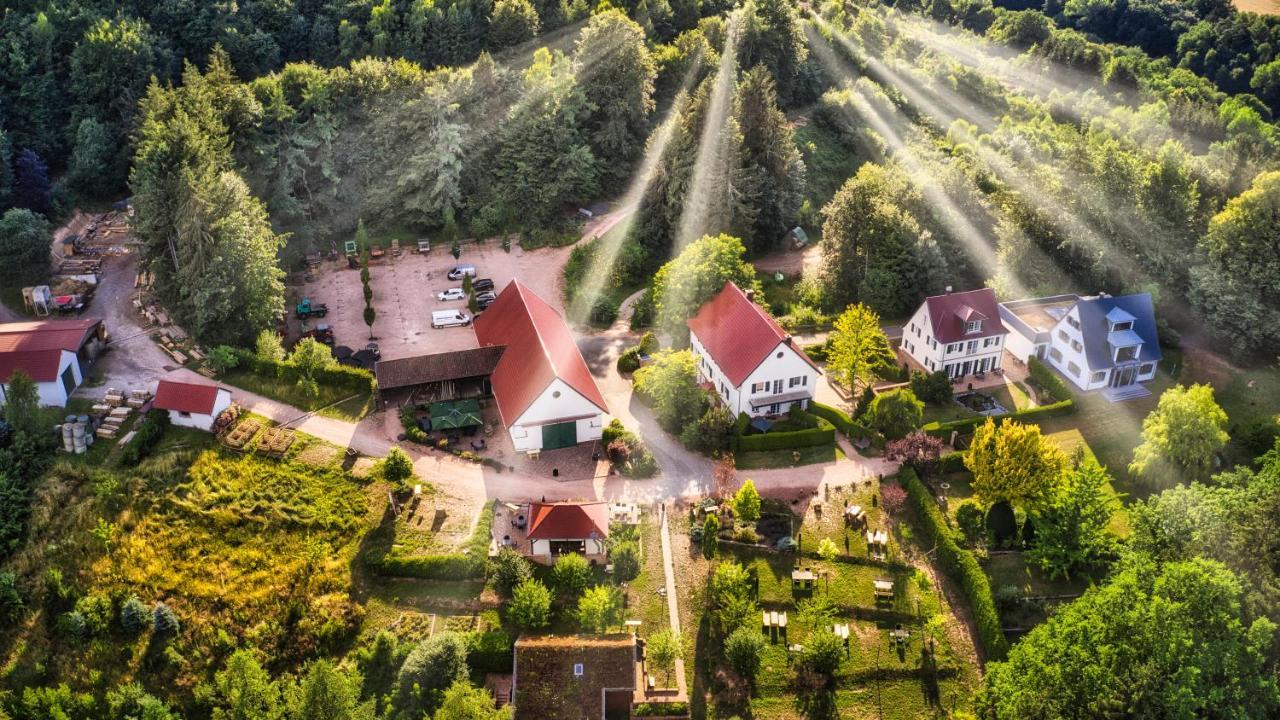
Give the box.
[76,254,173,397]
[289,242,577,360]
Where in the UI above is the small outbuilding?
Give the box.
[0,319,107,408]
[153,379,232,432]
[511,634,638,720]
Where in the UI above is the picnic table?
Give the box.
[791,568,816,588]
[831,623,850,640]
[762,610,789,629]
[844,504,865,524]
[890,625,910,644]
[874,579,895,602]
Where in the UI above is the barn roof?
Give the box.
[686,282,818,386]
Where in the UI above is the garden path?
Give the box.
[658,502,689,698]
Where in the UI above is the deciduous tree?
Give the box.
[0,208,51,288]
[651,233,759,336]
[509,579,551,630]
[632,349,704,433]
[577,584,622,632]
[1130,384,1229,482]
[966,418,1067,506]
[864,388,924,440]
[1027,459,1115,579]
[827,304,895,391]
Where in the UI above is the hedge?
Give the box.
[735,408,835,452]
[898,467,1008,661]
[920,399,1075,438]
[369,500,496,580]
[810,401,874,441]
[938,450,967,474]
[230,347,376,396]
[1027,356,1074,404]
[118,409,170,467]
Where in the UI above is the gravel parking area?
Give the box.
[288,242,576,361]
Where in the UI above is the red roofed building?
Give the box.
[494,500,621,565]
[901,287,1009,380]
[474,281,607,453]
[153,378,232,432]
[0,319,106,408]
[687,282,820,417]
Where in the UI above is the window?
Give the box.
[929,338,937,349]
[1140,363,1154,375]
[178,411,191,418]
[772,379,783,394]
[789,376,807,388]
[1057,329,1069,342]
[1067,316,1080,330]
[1111,320,1133,332]
[1091,371,1106,383]
[983,337,998,348]
[1116,346,1138,362]
[926,359,934,370]
[946,343,960,353]
[1049,347,1063,362]
[965,319,982,334]
[1071,340,1082,352]
[751,382,766,393]
[966,340,979,354]
[1067,361,1081,377]
[573,663,584,677]
[512,427,528,439]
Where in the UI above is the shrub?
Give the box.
[120,596,149,636]
[368,553,483,580]
[899,468,1008,660]
[577,585,622,632]
[630,290,655,329]
[491,547,533,598]
[397,632,469,714]
[119,409,170,467]
[955,500,986,542]
[735,411,836,452]
[638,332,658,355]
[509,579,552,630]
[553,553,592,598]
[74,594,112,636]
[865,388,924,440]
[467,625,515,674]
[994,584,1024,612]
[152,602,180,637]
[681,405,736,455]
[921,399,1076,437]
[910,370,954,405]
[57,610,89,640]
[207,345,240,373]
[702,514,720,558]
[379,447,414,488]
[809,401,875,442]
[617,346,642,373]
[733,480,762,522]
[986,501,1018,548]
[590,297,619,325]
[725,626,765,682]
[42,568,73,613]
[634,702,690,717]
[1027,356,1073,403]
[732,525,761,543]
[800,629,844,677]
[0,571,24,623]
[612,541,641,581]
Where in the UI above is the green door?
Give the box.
[541,421,577,450]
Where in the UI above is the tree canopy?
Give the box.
[1129,384,1229,482]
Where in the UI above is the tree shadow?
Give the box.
[795,685,838,720]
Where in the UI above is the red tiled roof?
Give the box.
[153,379,223,415]
[686,282,819,386]
[526,501,610,540]
[473,281,607,427]
[924,288,1008,344]
[0,319,101,382]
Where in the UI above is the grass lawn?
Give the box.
[221,368,373,421]
[736,443,845,470]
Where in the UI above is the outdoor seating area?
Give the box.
[791,567,817,590]
[873,578,895,604]
[866,529,889,561]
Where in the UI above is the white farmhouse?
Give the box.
[474,281,608,454]
[0,319,107,408]
[1000,292,1161,400]
[901,288,1008,380]
[687,282,821,418]
[153,379,233,431]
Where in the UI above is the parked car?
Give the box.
[437,288,466,301]
[472,278,495,292]
[447,264,476,280]
[301,323,335,346]
[474,291,496,303]
[432,310,472,328]
[477,297,495,311]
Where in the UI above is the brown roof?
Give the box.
[687,282,819,386]
[924,288,1008,344]
[0,319,101,382]
[513,635,635,720]
[474,281,607,428]
[526,502,610,541]
[154,379,224,415]
[374,346,506,391]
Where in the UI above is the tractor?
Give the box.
[295,297,329,319]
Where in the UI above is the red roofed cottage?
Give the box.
[687,282,819,417]
[474,281,607,454]
[0,319,106,408]
[153,378,232,432]
[901,287,1009,381]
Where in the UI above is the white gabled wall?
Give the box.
[902,302,1006,377]
[508,378,605,453]
[690,332,818,417]
[167,389,233,432]
[5,350,83,408]
[1044,307,1098,390]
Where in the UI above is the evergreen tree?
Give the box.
[734,64,805,254]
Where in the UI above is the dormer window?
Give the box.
[1110,321,1133,332]
[965,320,982,334]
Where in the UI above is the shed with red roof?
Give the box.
[474,281,607,453]
[153,378,232,432]
[0,319,106,408]
[687,282,820,418]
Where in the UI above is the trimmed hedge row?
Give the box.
[939,450,967,474]
[899,467,1008,661]
[1028,356,1074,404]
[230,348,376,396]
[369,499,497,580]
[920,399,1075,438]
[735,408,835,452]
[810,401,874,441]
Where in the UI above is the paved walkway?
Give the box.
[657,503,688,698]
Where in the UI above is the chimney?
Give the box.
[745,288,756,302]
[945,285,953,294]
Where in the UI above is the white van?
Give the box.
[432,310,472,328]
[447,264,477,280]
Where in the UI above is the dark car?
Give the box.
[472,278,495,292]
[477,297,495,311]
[417,417,432,433]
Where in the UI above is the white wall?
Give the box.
[167,389,232,432]
[690,333,818,417]
[530,538,607,562]
[903,304,1005,377]
[4,350,83,408]
[509,378,605,452]
[1003,327,1041,363]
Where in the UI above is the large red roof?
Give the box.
[924,288,1008,344]
[0,319,101,382]
[526,502,610,540]
[473,281,607,427]
[153,379,223,415]
[687,282,818,386]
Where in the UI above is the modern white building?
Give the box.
[687,282,821,417]
[901,288,1008,380]
[1000,292,1161,400]
[0,319,106,408]
[474,281,608,453]
[153,379,233,431]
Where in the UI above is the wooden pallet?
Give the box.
[256,427,296,458]
[223,419,261,450]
